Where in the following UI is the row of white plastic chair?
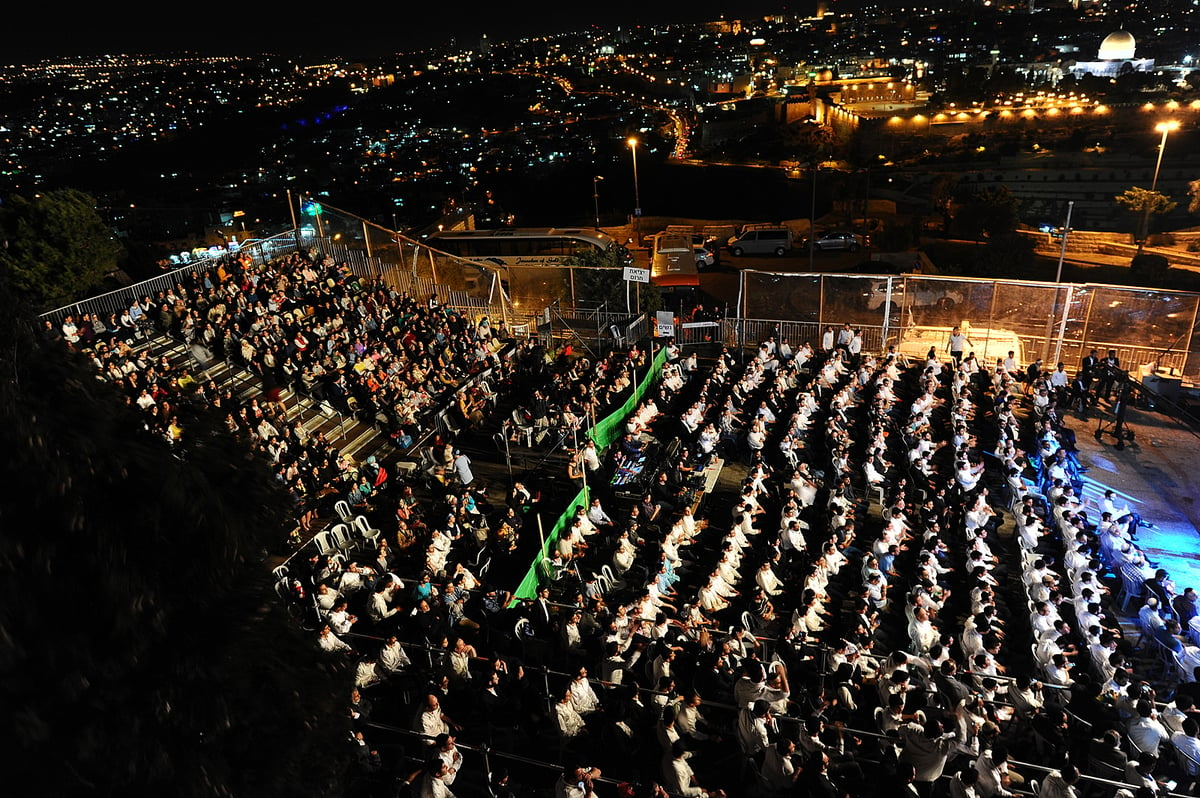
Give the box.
[312,514,382,558]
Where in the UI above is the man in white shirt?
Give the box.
[663,740,726,797]
[1172,719,1200,777]
[1127,699,1170,756]
[975,745,1017,797]
[554,690,587,739]
[586,498,614,530]
[379,635,412,673]
[948,326,968,365]
[414,694,457,744]
[435,733,464,787]
[580,439,602,474]
[555,764,600,798]
[1037,766,1081,798]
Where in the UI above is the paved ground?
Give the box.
[1069,398,1200,591]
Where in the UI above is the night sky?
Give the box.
[7,2,823,61]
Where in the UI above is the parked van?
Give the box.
[726,226,793,256]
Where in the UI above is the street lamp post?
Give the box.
[592,175,604,230]
[1051,200,1075,365]
[627,137,641,244]
[1138,120,1179,255]
[808,162,817,271]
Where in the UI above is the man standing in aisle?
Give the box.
[948,326,967,367]
[452,449,474,486]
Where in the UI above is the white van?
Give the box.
[726,226,793,256]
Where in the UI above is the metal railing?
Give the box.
[44,226,1200,394]
[39,231,304,326]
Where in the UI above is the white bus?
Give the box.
[424,227,632,267]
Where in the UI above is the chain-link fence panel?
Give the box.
[976,281,1063,369]
[743,272,821,323]
[506,265,573,313]
[1080,287,1199,378]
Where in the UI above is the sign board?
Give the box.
[623,266,650,284]
[655,310,675,338]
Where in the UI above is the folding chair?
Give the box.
[1119,564,1146,613]
[1175,746,1200,793]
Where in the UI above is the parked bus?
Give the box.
[424,227,632,267]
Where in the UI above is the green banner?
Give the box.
[512,345,669,600]
[513,486,589,600]
[588,345,669,451]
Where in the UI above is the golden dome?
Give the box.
[1098,30,1136,61]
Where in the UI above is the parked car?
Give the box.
[862,279,965,311]
[804,231,863,252]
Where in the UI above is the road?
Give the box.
[627,239,881,311]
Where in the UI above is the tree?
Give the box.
[781,120,837,165]
[952,184,1019,242]
[570,247,661,315]
[1188,179,1200,216]
[0,288,352,795]
[930,174,961,234]
[973,233,1038,277]
[0,189,124,310]
[1114,186,1176,252]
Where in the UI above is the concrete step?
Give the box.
[132,332,399,465]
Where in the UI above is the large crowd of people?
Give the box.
[50,251,1200,797]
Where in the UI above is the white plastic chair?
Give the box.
[1119,564,1146,612]
[354,515,381,547]
[478,379,499,407]
[335,499,354,524]
[330,523,355,553]
[313,529,338,556]
[510,409,534,447]
[600,564,624,591]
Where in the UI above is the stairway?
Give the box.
[127,332,397,465]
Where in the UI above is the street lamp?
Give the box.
[1139,119,1180,254]
[592,175,604,230]
[1150,120,1179,192]
[627,137,641,243]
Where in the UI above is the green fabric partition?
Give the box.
[513,486,589,601]
[511,345,669,601]
[588,345,669,451]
